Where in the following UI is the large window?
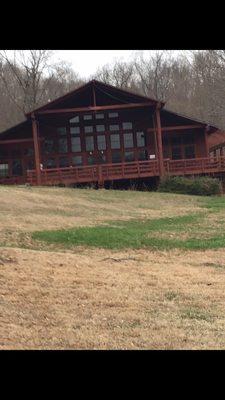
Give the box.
[138,150,147,161]
[123,133,133,148]
[57,127,67,136]
[24,148,34,156]
[110,134,120,149]
[109,112,118,118]
[84,114,92,121]
[122,122,132,130]
[96,125,105,132]
[0,163,9,177]
[95,113,104,120]
[97,135,106,150]
[12,160,23,176]
[84,126,93,134]
[136,131,145,147]
[172,146,182,160]
[184,145,195,159]
[69,116,79,123]
[125,151,135,162]
[46,158,56,169]
[59,138,68,153]
[85,136,94,151]
[109,124,119,131]
[112,151,122,163]
[44,139,55,154]
[72,156,82,166]
[70,126,80,135]
[71,137,81,152]
[59,157,69,167]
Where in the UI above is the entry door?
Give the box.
[86,134,107,165]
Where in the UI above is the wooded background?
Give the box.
[1,50,225,132]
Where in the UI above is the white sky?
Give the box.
[1,50,187,79]
[51,50,185,79]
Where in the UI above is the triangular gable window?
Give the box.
[69,116,79,123]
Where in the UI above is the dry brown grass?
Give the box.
[1,185,225,349]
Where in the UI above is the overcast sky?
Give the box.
[52,50,184,79]
[1,50,187,79]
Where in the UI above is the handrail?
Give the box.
[26,156,225,186]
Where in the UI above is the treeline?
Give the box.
[1,50,225,132]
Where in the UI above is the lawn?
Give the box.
[32,196,225,251]
[1,185,225,349]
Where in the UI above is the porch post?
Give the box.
[155,103,164,177]
[204,125,210,156]
[31,112,41,185]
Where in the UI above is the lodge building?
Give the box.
[0,79,224,187]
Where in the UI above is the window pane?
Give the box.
[125,151,135,162]
[84,114,92,120]
[59,138,68,153]
[44,139,55,154]
[109,112,118,118]
[69,116,79,123]
[72,156,82,166]
[124,133,134,148]
[85,136,94,151]
[71,137,81,152]
[97,135,106,150]
[87,156,95,165]
[95,113,104,119]
[12,149,21,158]
[172,146,182,160]
[70,126,80,135]
[59,157,69,167]
[0,149,8,158]
[84,126,93,133]
[12,160,23,176]
[0,163,9,177]
[112,151,122,163]
[24,148,34,156]
[110,134,120,149]
[183,134,195,145]
[185,145,195,159]
[46,158,56,169]
[138,150,147,161]
[122,122,132,130]
[27,160,35,170]
[171,136,182,145]
[163,147,170,159]
[96,124,105,132]
[109,124,119,131]
[99,153,106,164]
[57,127,67,136]
[136,131,146,147]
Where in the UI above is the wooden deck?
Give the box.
[23,156,225,186]
[1,156,225,186]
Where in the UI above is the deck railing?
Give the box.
[25,156,225,186]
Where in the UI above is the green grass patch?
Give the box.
[31,193,225,251]
[32,212,225,251]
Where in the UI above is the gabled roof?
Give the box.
[26,79,163,117]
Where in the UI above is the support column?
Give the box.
[204,125,210,156]
[155,104,164,177]
[31,112,41,185]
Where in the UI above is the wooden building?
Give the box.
[0,79,222,187]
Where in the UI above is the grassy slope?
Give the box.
[1,186,225,349]
[32,195,225,251]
